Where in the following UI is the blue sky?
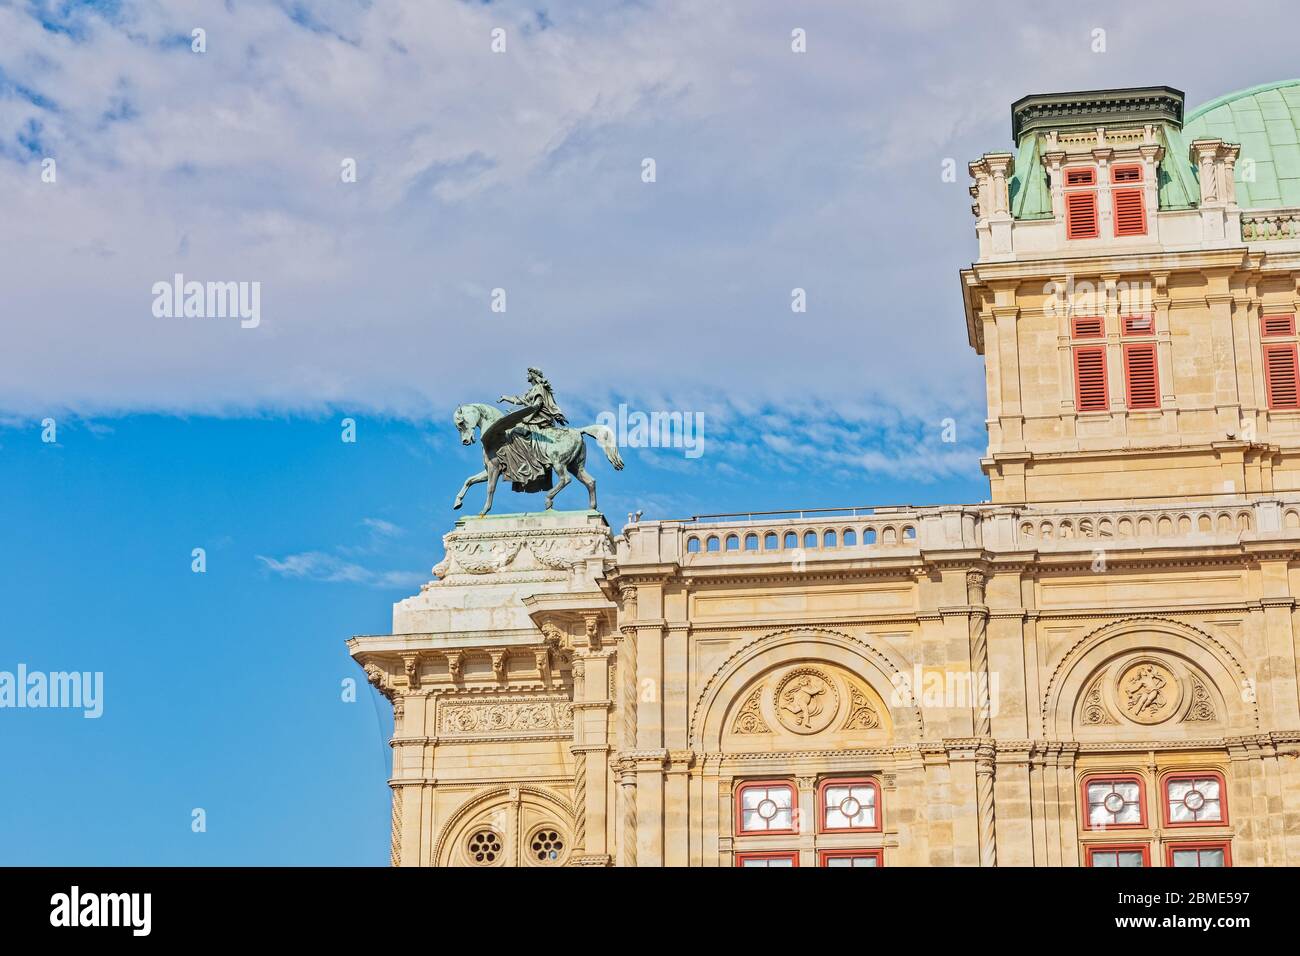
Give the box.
[2,0,1299,863]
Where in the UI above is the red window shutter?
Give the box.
[1065,168,1096,186]
[1074,346,1108,411]
[1113,188,1146,236]
[1072,316,1104,337]
[1264,343,1300,408]
[1262,314,1296,337]
[1112,165,1142,183]
[1124,343,1159,409]
[1066,191,1099,239]
[1122,314,1154,335]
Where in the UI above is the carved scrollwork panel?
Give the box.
[439,695,575,737]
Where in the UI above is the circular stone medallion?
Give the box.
[1117,658,1181,725]
[773,667,839,735]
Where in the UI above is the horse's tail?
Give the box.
[580,424,624,470]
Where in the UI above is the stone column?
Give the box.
[965,569,997,866]
[570,613,615,865]
[664,751,692,866]
[717,776,735,867]
[796,774,818,867]
[615,758,637,868]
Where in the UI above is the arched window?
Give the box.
[744,533,759,552]
[1163,772,1226,827]
[735,780,795,835]
[1082,774,1145,829]
[686,536,701,553]
[1079,769,1232,868]
[819,778,881,833]
[734,776,886,867]
[823,530,837,548]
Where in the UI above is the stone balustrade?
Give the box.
[622,495,1300,564]
[1241,208,1300,242]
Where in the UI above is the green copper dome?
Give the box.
[1183,79,1300,209]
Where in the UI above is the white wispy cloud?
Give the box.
[256,550,423,589]
[1,0,1291,423]
[360,517,401,538]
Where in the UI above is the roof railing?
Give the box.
[650,487,1299,525]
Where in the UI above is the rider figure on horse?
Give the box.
[452,369,624,515]
[499,368,568,429]
[494,368,568,492]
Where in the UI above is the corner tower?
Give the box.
[962,82,1300,504]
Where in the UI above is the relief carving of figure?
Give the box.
[779,675,827,729]
[1124,663,1167,718]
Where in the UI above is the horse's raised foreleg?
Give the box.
[478,464,502,517]
[453,469,489,510]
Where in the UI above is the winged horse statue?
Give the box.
[452,369,623,516]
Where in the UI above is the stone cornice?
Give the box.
[676,564,926,588]
[937,605,989,618]
[966,246,1249,286]
[390,775,574,789]
[1033,602,1258,620]
[678,616,920,634]
[1011,86,1183,141]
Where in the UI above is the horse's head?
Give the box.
[453,404,477,445]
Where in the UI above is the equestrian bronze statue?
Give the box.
[453,368,624,516]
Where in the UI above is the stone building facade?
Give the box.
[349,81,1300,866]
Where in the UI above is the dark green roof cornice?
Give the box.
[1011,86,1185,144]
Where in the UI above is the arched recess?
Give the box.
[433,785,575,867]
[691,627,923,751]
[1040,616,1259,738]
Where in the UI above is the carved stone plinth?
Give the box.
[348,510,618,867]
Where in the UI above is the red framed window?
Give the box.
[1112,189,1146,236]
[1111,165,1147,237]
[818,778,881,833]
[1163,772,1227,827]
[1124,343,1159,409]
[1072,316,1105,338]
[1064,167,1099,239]
[736,851,798,868]
[1082,774,1146,830]
[736,780,797,835]
[1122,314,1154,335]
[1074,345,1109,411]
[1167,842,1231,868]
[1262,314,1296,337]
[1066,192,1099,239]
[1264,343,1300,409]
[819,848,883,868]
[1086,844,1150,868]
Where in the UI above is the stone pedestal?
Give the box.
[348,510,619,867]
